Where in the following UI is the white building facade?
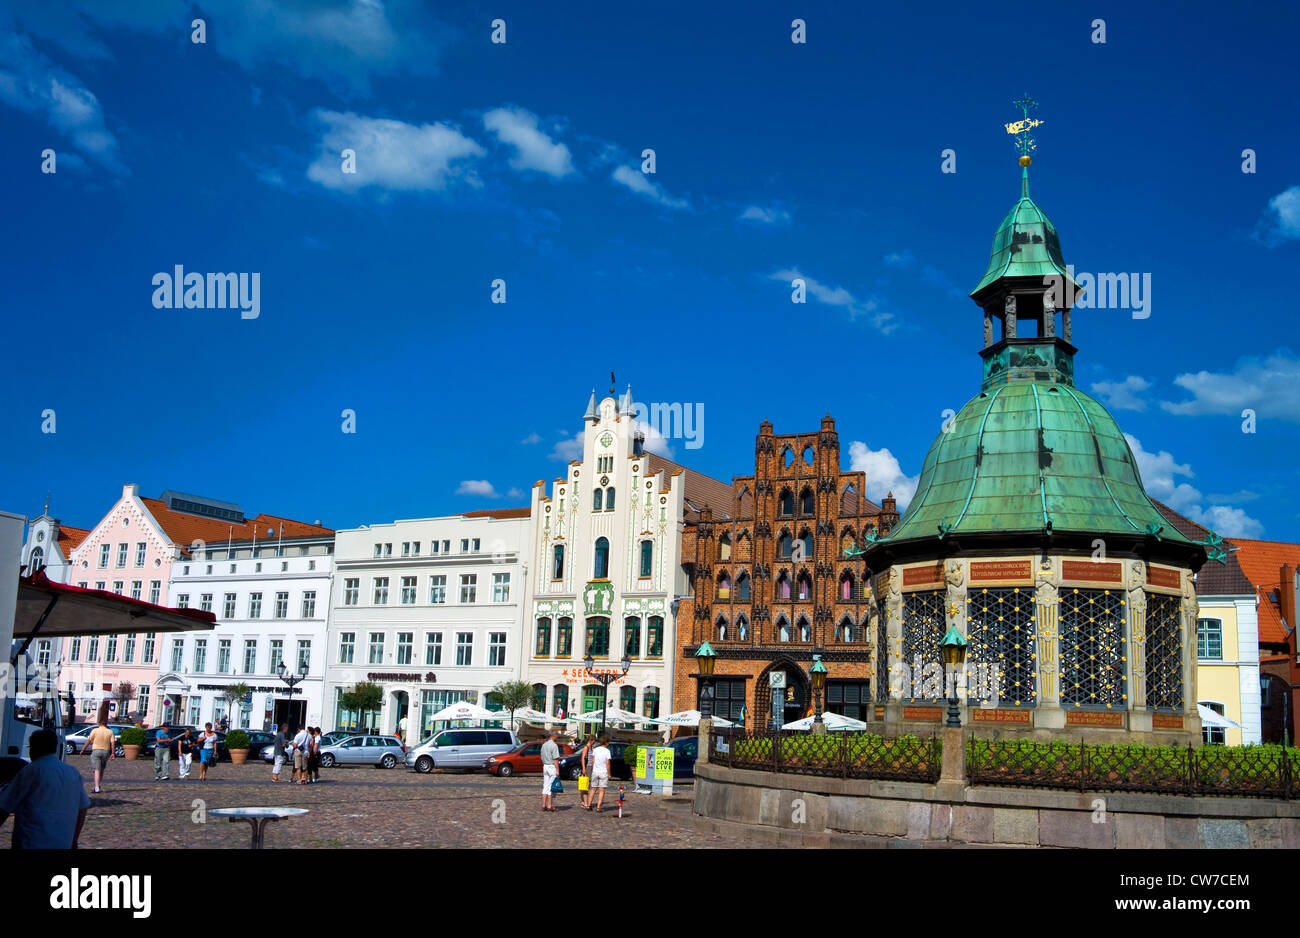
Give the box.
[524,388,721,727]
[159,528,335,732]
[323,509,530,741]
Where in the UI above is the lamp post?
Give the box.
[277,661,308,732]
[695,641,717,718]
[940,626,969,728]
[810,652,827,732]
[584,652,630,738]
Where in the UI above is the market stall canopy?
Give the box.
[648,709,734,727]
[781,712,868,732]
[13,571,217,639]
[1197,704,1241,730]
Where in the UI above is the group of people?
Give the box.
[150,722,220,782]
[540,731,614,813]
[271,724,322,784]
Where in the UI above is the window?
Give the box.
[1059,588,1127,710]
[459,574,477,604]
[553,684,570,718]
[248,592,262,618]
[647,616,663,657]
[99,544,109,567]
[620,686,636,715]
[552,544,565,580]
[297,640,311,674]
[116,543,128,567]
[586,617,610,657]
[827,680,872,722]
[339,633,355,664]
[642,687,661,724]
[384,543,392,557]
[557,618,573,657]
[112,581,124,595]
[170,641,183,672]
[625,616,641,657]
[1201,701,1227,745]
[840,572,854,601]
[472,538,480,552]
[736,615,749,641]
[800,530,814,558]
[492,572,511,603]
[87,636,99,661]
[143,632,156,663]
[137,685,150,719]
[135,542,146,566]
[301,591,316,618]
[343,579,359,606]
[719,534,732,561]
[25,545,43,573]
[401,576,417,604]
[799,487,815,515]
[373,578,389,604]
[217,639,231,673]
[605,487,615,510]
[777,533,792,559]
[127,580,141,601]
[78,581,87,589]
[456,632,473,666]
[188,698,201,726]
[199,593,213,613]
[1197,618,1223,660]
[223,593,237,618]
[489,632,506,667]
[411,542,420,556]
[402,542,411,557]
[105,635,117,662]
[593,537,610,579]
[716,615,728,641]
[707,678,746,722]
[193,639,207,673]
[374,543,382,558]
[797,617,811,642]
[967,587,1037,706]
[639,540,653,577]
[776,572,791,599]
[368,633,384,664]
[1145,592,1184,712]
[425,632,443,666]
[461,538,470,552]
[95,581,106,592]
[397,632,413,665]
[797,572,812,601]
[536,616,554,656]
[269,640,284,674]
[149,581,161,604]
[776,616,791,643]
[737,572,751,600]
[70,637,82,661]
[124,633,136,663]
[274,591,288,618]
[593,488,603,511]
[243,639,258,673]
[429,575,446,603]
[778,489,794,516]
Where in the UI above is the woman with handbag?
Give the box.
[577,736,595,809]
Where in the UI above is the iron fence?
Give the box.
[709,728,941,783]
[966,737,1299,799]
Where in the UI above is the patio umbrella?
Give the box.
[1197,704,1241,729]
[503,707,569,725]
[781,711,868,731]
[647,708,734,727]
[425,701,503,724]
[570,706,647,725]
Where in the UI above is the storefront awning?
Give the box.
[13,570,216,643]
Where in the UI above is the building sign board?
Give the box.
[902,563,945,588]
[1065,709,1124,727]
[970,707,1032,724]
[1060,560,1123,584]
[968,559,1033,585]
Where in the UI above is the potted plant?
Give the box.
[119,726,145,760]
[225,729,251,765]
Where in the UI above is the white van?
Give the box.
[404,728,518,773]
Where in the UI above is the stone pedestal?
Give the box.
[936,726,967,801]
[697,717,713,765]
[812,721,828,736]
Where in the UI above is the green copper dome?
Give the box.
[971,169,1072,295]
[884,382,1193,545]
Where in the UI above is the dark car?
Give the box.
[556,740,634,781]
[668,736,699,778]
[141,725,199,757]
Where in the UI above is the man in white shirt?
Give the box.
[0,730,90,848]
[540,731,561,812]
[590,734,612,813]
[291,726,312,785]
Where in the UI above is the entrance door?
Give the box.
[755,664,808,730]
[391,691,409,739]
[274,698,306,734]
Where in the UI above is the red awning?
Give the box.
[13,570,216,639]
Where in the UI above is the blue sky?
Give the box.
[2,0,1298,542]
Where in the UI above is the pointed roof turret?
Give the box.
[583,389,598,421]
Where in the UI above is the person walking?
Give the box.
[271,724,287,782]
[80,716,115,794]
[590,734,612,813]
[198,722,217,780]
[0,730,91,848]
[176,729,193,779]
[578,736,595,810]
[540,730,561,812]
[153,722,172,780]
[291,725,311,785]
[306,727,320,783]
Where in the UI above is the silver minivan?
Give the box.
[405,728,517,773]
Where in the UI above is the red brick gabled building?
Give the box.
[674,416,899,728]
[1229,539,1300,744]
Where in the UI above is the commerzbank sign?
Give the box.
[366,672,438,683]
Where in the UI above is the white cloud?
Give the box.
[551,431,583,462]
[1090,375,1152,412]
[0,30,125,172]
[1125,434,1265,538]
[1255,185,1300,245]
[880,249,959,296]
[847,442,918,510]
[482,106,574,178]
[771,268,896,334]
[520,432,542,445]
[739,204,790,225]
[633,419,675,460]
[456,480,498,497]
[305,109,484,192]
[506,487,524,500]
[611,165,689,210]
[1159,350,1300,422]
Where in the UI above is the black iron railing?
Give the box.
[966,737,1300,799]
[709,728,941,783]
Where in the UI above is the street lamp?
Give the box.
[584,651,631,738]
[940,626,969,728]
[695,641,717,719]
[277,660,309,732]
[810,653,828,729]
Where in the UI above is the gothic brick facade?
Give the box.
[672,416,899,728]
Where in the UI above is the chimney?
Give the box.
[879,492,900,533]
[1280,564,1297,634]
[123,483,139,498]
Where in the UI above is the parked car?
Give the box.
[486,740,574,777]
[140,725,199,757]
[321,730,356,747]
[405,728,518,774]
[64,724,133,757]
[668,736,699,778]
[319,735,405,768]
[556,740,634,781]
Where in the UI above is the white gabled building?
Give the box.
[324,509,530,740]
[523,386,730,728]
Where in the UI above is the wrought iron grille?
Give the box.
[901,589,945,700]
[875,596,889,704]
[712,728,941,782]
[1145,591,1184,712]
[1059,588,1127,710]
[967,586,1037,707]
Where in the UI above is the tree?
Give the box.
[223,683,252,727]
[341,681,383,732]
[492,679,535,731]
[113,681,137,723]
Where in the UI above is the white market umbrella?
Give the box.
[426,701,503,723]
[503,707,569,725]
[571,706,647,725]
[781,711,868,732]
[649,708,734,728]
[1197,704,1241,730]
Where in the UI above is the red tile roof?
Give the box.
[56,525,91,557]
[139,499,333,554]
[461,507,531,520]
[1227,538,1300,647]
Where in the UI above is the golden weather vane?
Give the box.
[1007,94,1043,166]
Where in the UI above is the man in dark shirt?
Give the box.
[272,724,288,782]
[153,723,172,780]
[0,730,90,848]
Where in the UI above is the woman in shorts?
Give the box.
[198,722,217,780]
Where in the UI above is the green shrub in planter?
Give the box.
[225,730,250,750]
[623,744,640,775]
[119,727,146,746]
